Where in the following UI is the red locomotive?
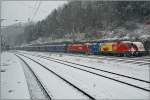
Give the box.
[67,43,90,54]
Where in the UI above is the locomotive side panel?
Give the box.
[112,42,130,56]
[90,43,100,55]
[67,44,89,54]
[100,43,113,55]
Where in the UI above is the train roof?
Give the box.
[20,38,133,47]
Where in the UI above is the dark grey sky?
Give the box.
[2,1,67,26]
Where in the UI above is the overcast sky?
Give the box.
[2,1,67,26]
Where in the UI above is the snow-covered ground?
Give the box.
[1,51,150,99]
[0,52,30,99]
[16,51,150,99]
[18,55,89,99]
[19,56,50,99]
[27,51,150,82]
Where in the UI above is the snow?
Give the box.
[32,51,149,82]
[140,34,150,39]
[0,52,30,99]
[18,51,149,99]
[19,57,49,99]
[17,55,88,99]
[1,51,149,99]
[41,58,150,91]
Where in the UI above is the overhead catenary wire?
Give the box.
[22,1,48,17]
[33,0,38,10]
[21,1,39,11]
[19,1,39,22]
[31,1,42,21]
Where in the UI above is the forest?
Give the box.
[3,1,150,45]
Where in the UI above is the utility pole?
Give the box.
[0,0,2,80]
[0,0,5,52]
[0,0,2,53]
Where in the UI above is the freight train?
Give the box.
[13,40,147,57]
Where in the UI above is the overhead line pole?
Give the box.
[0,0,2,89]
[0,0,2,53]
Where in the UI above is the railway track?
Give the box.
[18,51,149,81]
[16,51,150,65]
[15,52,150,93]
[70,54,150,65]
[32,51,150,65]
[15,55,52,100]
[15,53,95,100]
[102,57,150,65]
[18,52,149,82]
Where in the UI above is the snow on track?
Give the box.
[31,54,150,91]
[16,51,150,91]
[22,51,149,82]
[15,52,149,99]
[33,51,150,64]
[16,55,50,99]
[1,52,30,99]
[16,54,90,99]
[49,53,150,81]
[17,51,150,65]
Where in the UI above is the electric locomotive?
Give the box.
[12,40,147,57]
